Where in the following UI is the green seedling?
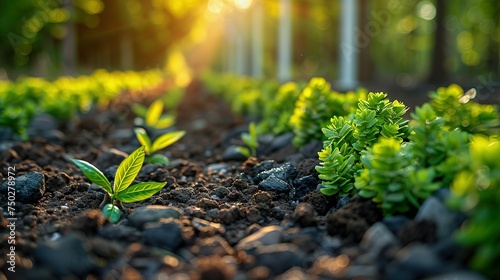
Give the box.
[135,127,186,165]
[71,146,166,223]
[236,122,258,158]
[132,99,176,129]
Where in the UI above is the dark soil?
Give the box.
[0,80,482,279]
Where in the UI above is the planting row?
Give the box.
[0,69,166,140]
[202,72,500,278]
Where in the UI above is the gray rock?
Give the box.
[98,224,142,242]
[28,113,57,132]
[0,171,45,203]
[0,127,19,142]
[269,132,294,152]
[292,175,317,199]
[93,148,128,171]
[236,225,282,250]
[222,145,247,161]
[204,163,229,174]
[258,175,292,193]
[361,222,400,256]
[416,196,465,239]
[128,205,183,228]
[253,160,279,175]
[382,215,410,235]
[252,244,305,275]
[191,217,225,235]
[143,218,185,251]
[33,233,97,278]
[256,162,297,183]
[386,244,452,280]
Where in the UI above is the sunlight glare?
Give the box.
[232,0,253,10]
[208,0,224,14]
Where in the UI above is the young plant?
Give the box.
[354,138,441,216]
[71,146,166,223]
[236,122,258,158]
[134,128,185,165]
[449,135,500,278]
[132,99,176,129]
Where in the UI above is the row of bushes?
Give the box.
[0,69,165,140]
[202,72,500,278]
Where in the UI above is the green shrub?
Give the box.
[355,138,440,215]
[429,84,499,135]
[290,77,363,147]
[316,92,409,196]
[352,92,409,151]
[257,81,303,135]
[450,135,500,278]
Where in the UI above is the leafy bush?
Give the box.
[355,138,441,215]
[290,77,363,147]
[316,92,409,196]
[429,84,499,135]
[450,135,500,278]
[71,146,166,223]
[352,92,409,151]
[236,122,259,158]
[316,116,360,195]
[257,81,303,135]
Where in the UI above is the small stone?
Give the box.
[361,222,400,256]
[258,175,291,193]
[293,203,317,227]
[191,217,225,237]
[33,233,97,278]
[236,225,282,251]
[222,145,247,161]
[382,215,410,236]
[255,162,297,183]
[191,236,235,257]
[143,218,185,251]
[416,196,465,240]
[196,198,220,210]
[292,175,318,200]
[252,244,305,276]
[99,224,142,242]
[385,244,451,280]
[0,171,45,203]
[205,163,229,173]
[210,187,230,199]
[252,160,279,175]
[128,205,183,229]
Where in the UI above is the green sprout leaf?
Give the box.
[114,146,145,193]
[147,154,170,165]
[145,100,164,127]
[132,103,148,118]
[155,115,175,129]
[70,158,112,195]
[151,131,186,153]
[236,146,251,158]
[116,182,167,203]
[135,128,152,154]
[102,203,123,223]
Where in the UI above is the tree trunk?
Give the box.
[427,0,446,85]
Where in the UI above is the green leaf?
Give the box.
[145,100,164,126]
[102,204,122,223]
[236,146,250,158]
[154,115,175,129]
[116,182,167,203]
[320,187,338,196]
[132,103,148,118]
[70,158,112,195]
[114,146,145,193]
[135,128,152,154]
[151,131,186,153]
[148,154,170,165]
